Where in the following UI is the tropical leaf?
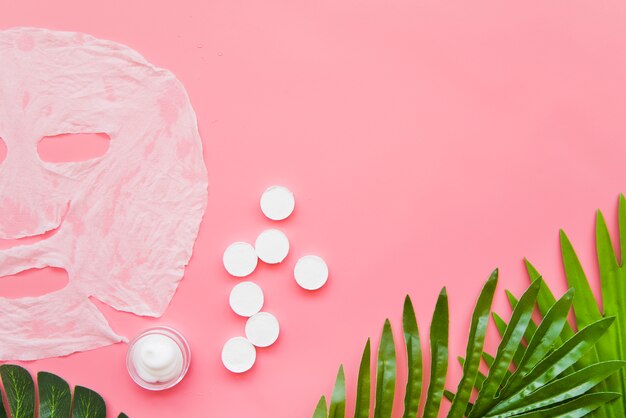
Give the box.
[374,320,396,418]
[423,288,448,418]
[510,194,626,416]
[448,270,497,418]
[354,339,371,418]
[469,280,541,417]
[501,289,574,397]
[524,258,575,342]
[329,366,346,418]
[505,392,620,418]
[402,296,422,418]
[0,364,35,418]
[312,270,623,418]
[312,397,328,418]
[38,372,72,418]
[493,317,616,413]
[490,361,625,417]
[0,365,127,418]
[560,230,602,328]
[71,387,105,418]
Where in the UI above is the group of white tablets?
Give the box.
[221,186,329,373]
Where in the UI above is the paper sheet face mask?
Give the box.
[0,28,208,360]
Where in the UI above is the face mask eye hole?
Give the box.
[0,137,6,163]
[0,267,69,299]
[38,132,110,163]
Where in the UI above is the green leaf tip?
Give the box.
[423,287,449,418]
[402,294,422,418]
[374,317,397,418]
[312,396,328,418]
[448,271,498,418]
[329,366,346,418]
[354,339,371,418]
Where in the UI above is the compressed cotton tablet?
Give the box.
[260,186,295,221]
[223,242,258,277]
[222,337,256,373]
[229,281,264,317]
[255,229,290,264]
[245,312,280,347]
[294,255,329,290]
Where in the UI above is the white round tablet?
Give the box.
[255,229,290,264]
[260,186,295,221]
[245,312,280,347]
[222,337,256,373]
[229,281,264,317]
[223,242,258,277]
[294,255,329,290]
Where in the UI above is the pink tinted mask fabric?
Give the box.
[0,28,208,360]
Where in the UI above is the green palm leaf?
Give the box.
[509,392,620,418]
[312,396,328,418]
[469,280,541,417]
[560,230,603,328]
[512,194,626,416]
[374,320,396,418]
[500,288,574,398]
[402,296,422,418]
[354,339,371,418]
[423,288,449,418]
[489,361,625,417]
[329,366,346,418]
[448,269,497,418]
[495,317,615,413]
[312,270,622,418]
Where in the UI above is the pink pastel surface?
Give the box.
[2,1,626,417]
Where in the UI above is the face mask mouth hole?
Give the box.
[0,267,69,299]
[38,132,110,163]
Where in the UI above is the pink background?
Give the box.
[2,1,626,417]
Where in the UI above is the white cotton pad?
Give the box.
[245,312,280,348]
[223,242,258,277]
[294,255,329,290]
[222,337,256,373]
[229,282,264,317]
[255,229,290,264]
[260,186,295,221]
